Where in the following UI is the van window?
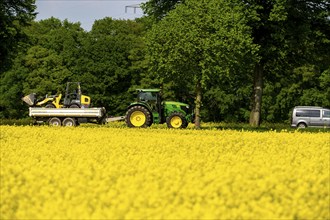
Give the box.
[296,110,320,117]
[323,110,330,118]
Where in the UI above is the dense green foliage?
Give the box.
[247,0,330,125]
[146,0,259,127]
[0,0,36,72]
[0,17,145,118]
[143,0,330,125]
[0,0,329,125]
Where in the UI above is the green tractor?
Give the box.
[125,89,194,128]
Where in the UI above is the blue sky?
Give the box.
[35,0,146,31]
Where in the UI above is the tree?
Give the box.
[0,18,83,118]
[142,0,180,20]
[246,0,330,126]
[0,17,147,119]
[0,0,36,72]
[146,0,258,128]
[0,53,29,118]
[25,17,87,74]
[0,45,72,119]
[22,45,72,95]
[144,0,330,125]
[78,17,146,115]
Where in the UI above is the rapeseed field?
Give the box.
[0,125,329,219]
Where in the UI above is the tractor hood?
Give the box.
[163,101,192,118]
[163,101,189,107]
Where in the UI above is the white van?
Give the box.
[291,106,330,128]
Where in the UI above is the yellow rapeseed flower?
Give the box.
[0,125,329,219]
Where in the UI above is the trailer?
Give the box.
[25,88,193,128]
[29,107,108,126]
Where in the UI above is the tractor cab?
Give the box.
[137,89,161,102]
[137,89,162,111]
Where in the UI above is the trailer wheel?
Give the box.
[46,103,56,108]
[97,117,107,125]
[69,104,80,108]
[126,106,152,128]
[48,117,61,126]
[62,117,76,127]
[166,112,188,129]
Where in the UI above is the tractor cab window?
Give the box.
[138,92,160,112]
[138,92,157,102]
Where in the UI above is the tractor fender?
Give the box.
[127,102,152,111]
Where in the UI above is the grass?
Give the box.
[0,118,329,132]
[0,118,34,126]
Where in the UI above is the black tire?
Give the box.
[48,117,61,126]
[166,112,188,129]
[62,117,76,126]
[297,122,307,129]
[125,106,152,128]
[97,116,107,125]
[69,104,80,108]
[45,103,56,108]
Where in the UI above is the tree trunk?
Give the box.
[249,63,264,126]
[194,80,202,129]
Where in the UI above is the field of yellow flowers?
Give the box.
[1,124,329,219]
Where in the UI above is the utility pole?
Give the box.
[125,4,142,14]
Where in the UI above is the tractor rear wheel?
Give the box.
[125,106,152,128]
[166,112,188,129]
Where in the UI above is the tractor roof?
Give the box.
[137,89,160,93]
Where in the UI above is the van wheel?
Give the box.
[297,123,307,128]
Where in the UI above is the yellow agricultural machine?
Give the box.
[22,93,62,108]
[22,82,91,108]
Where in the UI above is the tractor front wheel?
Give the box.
[125,106,152,128]
[166,112,188,129]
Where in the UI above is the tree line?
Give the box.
[1,0,329,127]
